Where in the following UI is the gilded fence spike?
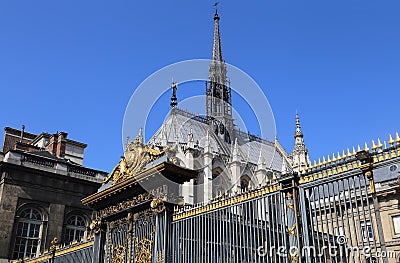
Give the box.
[342,150,346,160]
[332,153,336,162]
[357,145,361,152]
[322,157,327,165]
[347,148,351,158]
[389,134,395,146]
[338,151,342,161]
[327,155,331,163]
[364,142,369,151]
[396,132,400,143]
[352,147,357,156]
[377,138,383,149]
[371,140,377,151]
[313,160,317,168]
[318,158,322,166]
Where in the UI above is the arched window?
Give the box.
[240,176,251,193]
[12,208,43,259]
[65,215,86,243]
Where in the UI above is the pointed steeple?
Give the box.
[208,6,227,86]
[212,9,223,62]
[291,114,310,173]
[206,6,233,136]
[295,113,303,138]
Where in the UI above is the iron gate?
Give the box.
[172,150,390,263]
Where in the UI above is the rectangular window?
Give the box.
[393,215,400,235]
[361,221,374,240]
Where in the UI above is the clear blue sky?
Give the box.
[1,1,399,172]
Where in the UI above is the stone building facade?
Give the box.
[0,127,107,262]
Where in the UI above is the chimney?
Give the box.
[56,132,68,158]
[20,125,25,142]
[47,134,58,155]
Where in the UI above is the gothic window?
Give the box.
[12,208,43,260]
[65,215,86,243]
[240,177,250,193]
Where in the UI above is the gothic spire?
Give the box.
[292,113,310,173]
[206,6,233,131]
[295,113,303,138]
[212,8,223,62]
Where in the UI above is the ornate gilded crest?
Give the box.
[102,129,165,185]
[124,128,164,175]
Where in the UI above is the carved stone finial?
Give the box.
[134,128,144,146]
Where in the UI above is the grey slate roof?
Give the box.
[149,108,290,172]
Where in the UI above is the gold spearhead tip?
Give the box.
[377,138,383,149]
[371,139,377,150]
[389,134,395,145]
[364,142,369,151]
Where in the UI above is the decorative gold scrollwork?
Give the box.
[156,251,164,263]
[89,217,102,234]
[135,237,153,263]
[288,224,297,236]
[150,198,166,214]
[102,129,166,186]
[99,193,153,217]
[111,244,126,263]
[49,237,59,253]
